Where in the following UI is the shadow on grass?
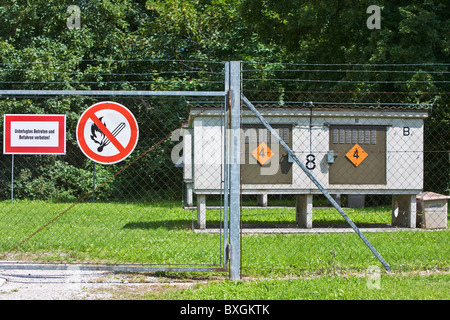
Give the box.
[122,218,396,231]
[122,220,192,230]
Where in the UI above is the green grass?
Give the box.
[0,200,222,265]
[146,273,450,300]
[0,200,449,276]
[240,206,392,225]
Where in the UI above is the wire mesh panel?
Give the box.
[0,92,228,270]
[240,62,449,275]
[0,60,448,277]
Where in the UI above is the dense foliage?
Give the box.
[0,0,448,200]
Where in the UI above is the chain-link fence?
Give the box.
[0,60,231,271]
[0,60,448,277]
[0,94,230,270]
[238,62,449,275]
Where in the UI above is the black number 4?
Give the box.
[353,149,359,159]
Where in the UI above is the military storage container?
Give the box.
[183,103,429,229]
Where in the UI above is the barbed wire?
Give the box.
[243,69,449,74]
[243,62,450,67]
[0,80,224,85]
[0,59,226,66]
[243,78,450,84]
[0,69,224,75]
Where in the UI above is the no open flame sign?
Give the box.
[76,101,139,165]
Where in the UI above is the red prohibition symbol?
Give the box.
[76,101,139,164]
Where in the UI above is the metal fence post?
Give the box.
[229,61,241,280]
[11,154,14,203]
[223,62,230,267]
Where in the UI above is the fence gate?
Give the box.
[0,61,242,276]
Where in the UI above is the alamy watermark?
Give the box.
[367,5,381,30]
[67,5,81,29]
[65,5,378,32]
[366,265,381,289]
[171,126,284,176]
[65,265,83,294]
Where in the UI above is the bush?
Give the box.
[9,160,114,202]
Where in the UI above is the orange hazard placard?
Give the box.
[251,142,274,165]
[345,143,368,167]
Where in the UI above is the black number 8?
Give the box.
[306,154,316,170]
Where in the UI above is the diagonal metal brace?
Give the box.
[242,95,391,272]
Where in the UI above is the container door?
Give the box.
[329,125,386,185]
[241,124,292,184]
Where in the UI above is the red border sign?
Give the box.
[3,114,66,154]
[76,101,139,164]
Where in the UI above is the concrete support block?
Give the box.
[347,194,365,208]
[257,194,268,207]
[185,183,193,207]
[331,194,341,206]
[392,194,417,228]
[197,194,206,229]
[296,194,313,229]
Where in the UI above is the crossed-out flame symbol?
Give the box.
[90,117,126,152]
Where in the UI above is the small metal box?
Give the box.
[417,192,449,229]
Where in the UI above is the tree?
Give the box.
[0,0,448,198]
